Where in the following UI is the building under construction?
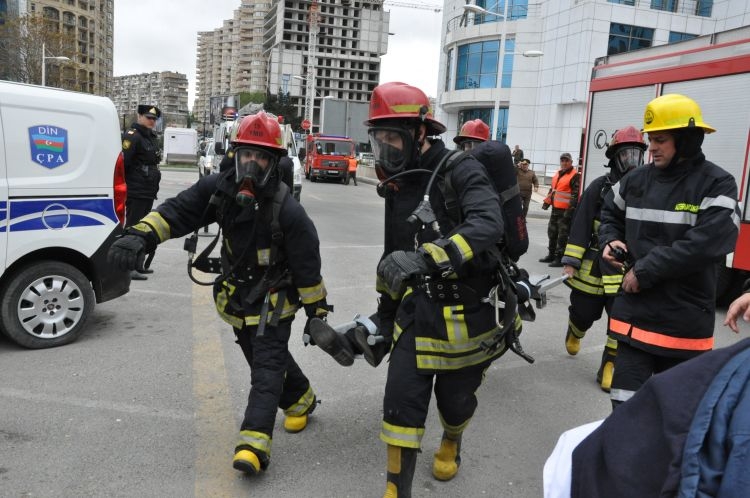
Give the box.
[194,0,391,134]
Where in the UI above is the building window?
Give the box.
[455,39,515,91]
[650,0,677,11]
[608,23,654,55]
[458,107,510,143]
[607,0,635,4]
[668,31,697,43]
[475,0,528,22]
[695,0,713,16]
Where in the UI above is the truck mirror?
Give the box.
[214,141,226,155]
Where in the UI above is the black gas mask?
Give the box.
[234,146,278,206]
[609,145,645,182]
[368,125,420,180]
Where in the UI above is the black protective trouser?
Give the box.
[125,197,155,228]
[547,207,573,257]
[383,326,487,446]
[610,341,685,408]
[233,321,311,436]
[568,290,613,338]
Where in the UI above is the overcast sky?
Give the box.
[113,0,442,110]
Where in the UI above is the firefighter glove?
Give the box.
[108,234,148,272]
[302,299,330,345]
[377,250,434,296]
[541,202,550,210]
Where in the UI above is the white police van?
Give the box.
[0,81,130,349]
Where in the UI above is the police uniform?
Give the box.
[122,105,162,227]
[131,166,325,470]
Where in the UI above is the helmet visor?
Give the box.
[234,146,278,188]
[368,126,414,177]
[614,146,645,173]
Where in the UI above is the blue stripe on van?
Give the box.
[0,198,117,233]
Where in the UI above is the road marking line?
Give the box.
[192,277,242,495]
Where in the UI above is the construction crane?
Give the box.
[302,0,441,133]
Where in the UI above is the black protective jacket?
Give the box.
[139,169,325,328]
[378,139,506,371]
[122,122,161,200]
[599,153,739,357]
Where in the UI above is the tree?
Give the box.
[0,13,78,89]
[265,88,302,131]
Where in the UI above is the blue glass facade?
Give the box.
[458,107,510,143]
[455,38,515,90]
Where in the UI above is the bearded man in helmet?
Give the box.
[559,126,647,392]
[599,94,740,409]
[356,82,518,497]
[108,112,329,476]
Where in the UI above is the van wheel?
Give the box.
[0,261,95,349]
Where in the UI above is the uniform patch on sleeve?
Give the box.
[122,140,131,150]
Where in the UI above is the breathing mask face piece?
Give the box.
[368,126,414,178]
[458,139,482,152]
[614,146,645,175]
[234,146,278,206]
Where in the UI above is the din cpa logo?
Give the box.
[28,125,69,169]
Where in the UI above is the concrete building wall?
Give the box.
[437,0,750,175]
[112,71,189,130]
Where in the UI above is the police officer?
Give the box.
[363,82,517,497]
[108,112,329,476]
[600,94,740,409]
[560,126,646,392]
[122,104,162,280]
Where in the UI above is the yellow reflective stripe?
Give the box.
[284,386,315,417]
[215,283,244,328]
[564,244,585,259]
[256,248,270,266]
[443,305,469,343]
[448,234,473,263]
[380,421,424,449]
[237,430,272,454]
[568,320,586,338]
[421,242,450,266]
[415,345,505,370]
[567,278,605,295]
[603,283,622,294]
[297,281,327,304]
[601,274,624,284]
[439,412,471,437]
[141,212,171,242]
[390,103,432,115]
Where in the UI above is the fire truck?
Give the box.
[582,25,750,302]
[304,134,355,183]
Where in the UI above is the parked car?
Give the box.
[198,139,218,177]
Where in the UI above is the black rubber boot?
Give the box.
[538,254,555,263]
[353,326,391,367]
[308,318,355,366]
[383,445,418,498]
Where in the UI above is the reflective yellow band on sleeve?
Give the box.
[297,281,327,304]
[448,234,473,263]
[421,242,450,266]
[141,211,171,242]
[564,244,585,259]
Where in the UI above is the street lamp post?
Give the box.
[41,42,71,87]
[293,75,333,134]
[462,4,543,142]
[319,95,335,134]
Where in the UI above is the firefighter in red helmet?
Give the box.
[108,111,330,477]
[359,82,516,497]
[560,126,646,392]
[453,118,490,151]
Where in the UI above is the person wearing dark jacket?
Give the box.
[600,94,740,408]
[560,126,646,391]
[108,112,329,478]
[357,82,519,498]
[122,104,162,280]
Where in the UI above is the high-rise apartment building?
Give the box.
[111,71,190,129]
[437,0,750,172]
[26,0,114,95]
[194,0,390,132]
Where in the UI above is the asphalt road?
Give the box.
[1,170,745,498]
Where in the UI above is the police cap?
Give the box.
[137,105,161,118]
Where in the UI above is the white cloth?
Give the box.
[543,420,604,498]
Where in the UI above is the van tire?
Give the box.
[0,261,95,349]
